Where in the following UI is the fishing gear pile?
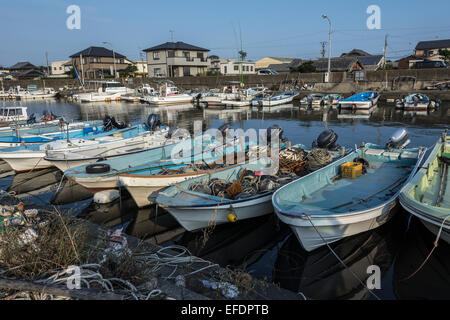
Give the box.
[188,147,333,200]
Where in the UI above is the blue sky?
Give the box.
[1,0,450,66]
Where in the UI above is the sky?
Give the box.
[1,0,450,66]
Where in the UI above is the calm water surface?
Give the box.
[0,99,449,300]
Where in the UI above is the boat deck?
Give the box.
[419,163,450,209]
[298,163,412,214]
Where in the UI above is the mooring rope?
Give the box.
[303,214,382,301]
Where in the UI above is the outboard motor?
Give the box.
[103,116,114,131]
[110,116,127,129]
[386,128,410,150]
[266,124,284,145]
[145,114,161,131]
[26,113,36,124]
[312,129,339,151]
[166,126,181,139]
[218,123,231,140]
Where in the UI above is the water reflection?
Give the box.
[272,213,403,300]
[393,218,450,300]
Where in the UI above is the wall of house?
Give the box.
[220,62,256,75]
[146,50,209,77]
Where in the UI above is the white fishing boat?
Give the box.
[395,93,440,111]
[75,81,134,102]
[221,87,266,108]
[300,93,326,106]
[45,125,187,172]
[143,82,192,106]
[252,92,299,107]
[16,88,58,100]
[273,129,425,252]
[0,106,29,125]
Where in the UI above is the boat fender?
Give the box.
[86,163,111,174]
[227,213,237,223]
[93,189,120,204]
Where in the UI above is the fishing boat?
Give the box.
[323,94,342,105]
[337,91,379,110]
[0,122,106,149]
[221,87,266,108]
[44,123,186,172]
[399,131,450,245]
[395,93,440,111]
[118,138,252,208]
[15,88,58,100]
[143,81,192,106]
[0,120,131,172]
[251,92,299,107]
[64,132,229,192]
[156,130,345,231]
[300,93,326,106]
[273,129,425,252]
[0,106,29,125]
[75,81,134,102]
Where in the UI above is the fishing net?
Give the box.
[187,147,333,200]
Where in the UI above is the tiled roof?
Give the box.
[9,62,37,70]
[70,46,126,58]
[143,41,209,52]
[313,57,361,72]
[415,39,450,50]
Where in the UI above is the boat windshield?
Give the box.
[0,108,22,116]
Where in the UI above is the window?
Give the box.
[154,68,161,75]
[224,66,227,74]
[234,65,239,71]
[59,67,62,70]
[250,66,253,72]
[54,67,57,70]
[354,70,366,81]
[168,50,175,58]
[153,52,160,60]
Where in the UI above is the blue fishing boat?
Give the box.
[272,129,425,252]
[337,91,379,110]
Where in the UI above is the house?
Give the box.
[143,41,210,77]
[415,39,450,58]
[255,57,296,70]
[210,59,256,75]
[394,55,424,69]
[9,62,44,79]
[69,46,132,80]
[50,60,71,77]
[268,59,303,74]
[341,49,384,71]
[133,61,148,77]
[313,57,364,72]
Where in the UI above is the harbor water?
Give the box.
[0,99,449,300]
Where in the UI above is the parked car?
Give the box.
[257,69,279,75]
[413,60,448,69]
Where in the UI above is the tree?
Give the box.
[120,65,138,78]
[438,49,450,63]
[208,55,220,60]
[238,50,247,61]
[291,61,316,73]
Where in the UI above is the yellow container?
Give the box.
[341,162,363,179]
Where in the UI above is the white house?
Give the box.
[133,61,148,77]
[50,60,71,77]
[211,59,256,75]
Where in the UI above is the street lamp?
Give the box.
[322,14,332,78]
[103,41,117,78]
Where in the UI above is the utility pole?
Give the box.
[169,30,174,42]
[322,14,332,83]
[80,53,85,88]
[321,42,327,59]
[383,34,388,69]
[45,52,50,76]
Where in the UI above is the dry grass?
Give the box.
[0,210,94,281]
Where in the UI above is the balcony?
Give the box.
[166,56,209,66]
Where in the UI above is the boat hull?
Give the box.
[160,194,274,231]
[277,200,397,252]
[1,153,53,172]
